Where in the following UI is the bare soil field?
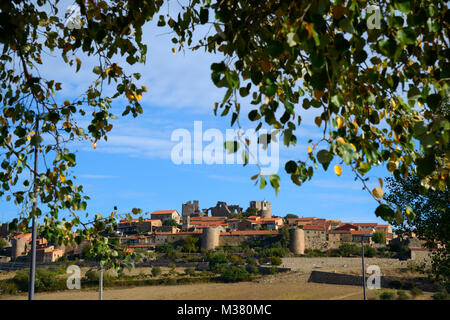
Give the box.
[0,258,432,300]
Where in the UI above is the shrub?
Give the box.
[246,257,257,266]
[364,246,376,258]
[246,265,259,274]
[258,247,288,258]
[379,291,396,300]
[432,289,449,300]
[184,267,195,276]
[409,286,423,298]
[207,251,228,269]
[229,255,245,265]
[372,231,386,244]
[389,280,403,289]
[219,265,252,283]
[338,243,360,257]
[271,256,282,266]
[397,290,409,300]
[151,266,162,277]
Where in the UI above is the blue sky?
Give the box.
[0,5,392,225]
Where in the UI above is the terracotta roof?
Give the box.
[14,233,32,239]
[151,210,178,215]
[356,223,378,227]
[220,230,279,236]
[351,230,374,235]
[296,217,317,221]
[304,225,327,231]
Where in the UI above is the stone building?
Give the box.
[208,202,242,218]
[182,200,207,217]
[249,200,272,218]
[304,225,328,250]
[117,218,162,235]
[151,210,180,223]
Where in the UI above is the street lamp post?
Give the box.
[360,234,371,301]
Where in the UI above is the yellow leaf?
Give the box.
[378,178,383,188]
[336,137,346,144]
[334,165,343,176]
[372,187,384,199]
[391,99,396,108]
[350,143,356,151]
[302,22,314,39]
[307,146,313,154]
[92,142,97,149]
[314,116,322,127]
[105,67,112,75]
[336,116,344,129]
[60,174,66,183]
[172,47,176,55]
[136,93,142,101]
[64,100,70,106]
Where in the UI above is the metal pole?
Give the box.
[361,236,366,300]
[28,117,39,300]
[99,264,103,300]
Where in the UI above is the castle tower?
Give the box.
[201,227,219,251]
[289,228,305,254]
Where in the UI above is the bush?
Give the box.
[258,247,288,258]
[379,291,396,300]
[409,286,423,298]
[338,243,360,257]
[207,251,228,269]
[364,246,376,258]
[218,265,252,283]
[389,280,403,289]
[397,290,409,300]
[271,256,282,266]
[229,255,245,265]
[246,257,257,266]
[184,267,195,276]
[372,231,386,244]
[246,265,259,274]
[432,289,449,300]
[151,266,162,277]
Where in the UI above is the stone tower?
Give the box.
[201,227,220,251]
[289,228,305,254]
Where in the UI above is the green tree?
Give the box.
[163,0,449,219]
[285,214,299,219]
[384,175,449,284]
[0,0,158,269]
[182,235,199,254]
[372,231,386,244]
[163,218,178,227]
[0,238,7,250]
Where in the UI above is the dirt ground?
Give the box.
[0,257,433,300]
[1,270,433,300]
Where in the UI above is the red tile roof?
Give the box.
[304,225,327,231]
[351,230,374,235]
[220,230,279,236]
[151,210,178,215]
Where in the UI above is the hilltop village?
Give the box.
[0,200,430,265]
[0,200,403,262]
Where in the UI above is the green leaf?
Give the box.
[269,174,280,195]
[224,140,239,154]
[375,204,395,222]
[316,149,333,170]
[285,160,297,174]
